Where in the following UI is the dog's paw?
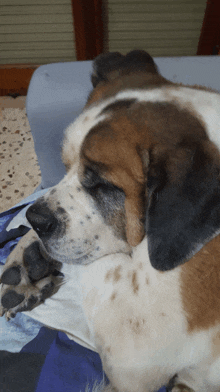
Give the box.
[0,229,63,320]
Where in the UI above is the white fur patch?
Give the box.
[80,238,218,392]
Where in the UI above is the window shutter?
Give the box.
[0,0,76,65]
[108,0,207,57]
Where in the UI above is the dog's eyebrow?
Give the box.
[100,99,136,115]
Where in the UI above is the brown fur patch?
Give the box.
[145,276,149,285]
[105,266,122,283]
[132,320,140,334]
[81,113,148,246]
[106,346,111,353]
[180,234,220,332]
[110,292,117,301]
[105,270,111,282]
[128,318,145,334]
[113,267,121,282]
[131,270,139,294]
[81,100,211,247]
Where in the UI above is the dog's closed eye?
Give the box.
[82,167,122,192]
[81,167,103,189]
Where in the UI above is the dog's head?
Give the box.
[26,50,220,270]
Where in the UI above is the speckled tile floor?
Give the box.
[0,96,42,213]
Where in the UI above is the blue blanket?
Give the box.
[0,200,166,392]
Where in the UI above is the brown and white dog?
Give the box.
[1,50,220,392]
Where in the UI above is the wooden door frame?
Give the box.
[197,0,220,55]
[71,0,108,61]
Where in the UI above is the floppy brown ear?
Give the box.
[145,140,220,271]
[124,190,146,247]
[91,50,158,88]
[123,149,150,247]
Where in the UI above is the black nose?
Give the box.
[26,199,58,238]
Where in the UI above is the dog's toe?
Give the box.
[23,241,51,281]
[1,265,22,285]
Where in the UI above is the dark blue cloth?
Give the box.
[0,204,166,392]
[0,203,31,265]
[36,331,105,392]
